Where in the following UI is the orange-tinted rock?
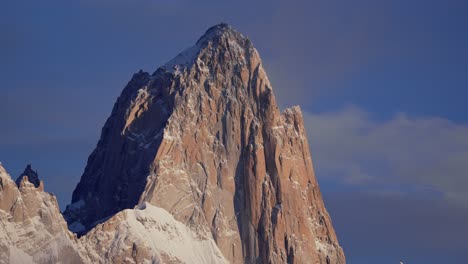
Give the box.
[65,23,345,263]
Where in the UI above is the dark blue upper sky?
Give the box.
[1,1,467,263]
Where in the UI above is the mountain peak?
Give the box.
[64,24,344,263]
[0,164,82,263]
[196,23,244,45]
[15,164,41,188]
[162,23,253,73]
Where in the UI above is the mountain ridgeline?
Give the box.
[0,24,345,264]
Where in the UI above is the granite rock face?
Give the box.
[0,24,344,264]
[0,164,84,264]
[0,163,225,264]
[63,23,345,263]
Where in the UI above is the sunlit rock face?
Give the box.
[64,23,345,263]
[0,165,84,264]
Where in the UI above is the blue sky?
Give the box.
[1,1,467,263]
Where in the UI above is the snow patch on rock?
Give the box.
[163,45,201,73]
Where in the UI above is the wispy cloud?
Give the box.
[303,106,468,205]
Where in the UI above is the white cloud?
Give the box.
[302,106,468,204]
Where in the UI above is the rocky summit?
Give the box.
[15,164,40,188]
[1,23,345,263]
[0,164,83,264]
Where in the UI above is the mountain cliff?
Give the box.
[64,23,344,263]
[0,23,344,264]
[0,164,83,264]
[0,164,225,264]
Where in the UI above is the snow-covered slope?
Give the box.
[0,164,226,264]
[79,202,227,264]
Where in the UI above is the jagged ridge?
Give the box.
[60,23,345,264]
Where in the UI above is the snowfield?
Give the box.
[79,202,228,264]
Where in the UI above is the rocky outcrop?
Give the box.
[64,23,345,263]
[1,163,227,264]
[0,164,84,264]
[15,164,40,188]
[64,69,171,234]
